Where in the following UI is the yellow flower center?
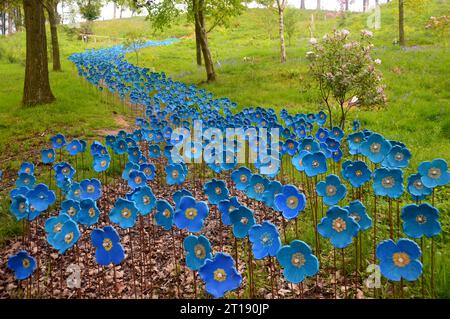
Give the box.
[312,160,319,168]
[185,208,198,220]
[326,185,337,196]
[22,258,31,268]
[101,160,107,167]
[121,208,132,219]
[287,196,298,209]
[64,232,74,244]
[355,170,363,177]
[87,185,95,193]
[143,196,151,205]
[395,153,404,161]
[48,153,53,158]
[428,168,441,179]
[53,223,63,233]
[88,208,96,218]
[370,143,381,153]
[172,170,179,179]
[413,179,423,189]
[102,238,113,252]
[416,214,427,224]
[214,268,227,282]
[240,174,247,183]
[25,167,31,173]
[393,252,410,267]
[291,252,305,268]
[254,183,264,194]
[240,217,249,225]
[163,209,171,218]
[194,244,206,259]
[381,176,395,188]
[134,176,142,184]
[332,217,347,233]
[215,187,222,195]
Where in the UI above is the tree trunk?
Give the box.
[399,0,405,46]
[120,7,123,19]
[316,0,321,10]
[1,12,5,35]
[46,1,62,71]
[8,12,13,34]
[277,1,286,63]
[194,12,202,66]
[14,7,23,31]
[300,0,305,9]
[196,0,216,82]
[113,2,116,19]
[363,0,368,12]
[345,0,349,11]
[23,0,55,106]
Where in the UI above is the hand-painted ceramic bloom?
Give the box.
[66,139,83,156]
[316,174,347,206]
[218,197,241,225]
[127,146,142,163]
[128,170,147,189]
[373,168,404,198]
[7,250,37,280]
[347,132,365,155]
[93,154,110,172]
[382,145,411,168]
[317,206,360,249]
[331,127,344,141]
[155,200,174,231]
[183,235,213,271]
[53,162,76,182]
[231,166,252,191]
[261,180,283,208]
[122,162,140,180]
[61,199,81,221]
[291,150,309,172]
[41,148,56,164]
[418,158,450,188]
[26,183,56,213]
[174,196,209,233]
[67,182,82,201]
[276,240,319,284]
[166,163,186,185]
[204,179,229,205]
[315,128,329,143]
[131,186,156,215]
[376,238,422,281]
[407,173,432,198]
[248,221,281,259]
[359,133,392,164]
[16,172,35,189]
[173,189,193,208]
[19,162,35,175]
[78,199,100,226]
[140,163,156,180]
[401,203,441,238]
[80,178,102,201]
[45,213,72,247]
[246,174,270,201]
[199,252,242,298]
[229,206,256,238]
[51,133,66,149]
[345,200,372,231]
[10,195,29,221]
[109,198,138,229]
[274,185,306,220]
[148,144,161,158]
[91,226,125,266]
[298,137,320,153]
[282,139,298,156]
[343,160,372,188]
[302,151,327,177]
[52,219,80,254]
[316,111,327,126]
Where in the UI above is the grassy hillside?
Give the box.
[107,1,449,170]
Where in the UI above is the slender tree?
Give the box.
[300,0,305,9]
[276,0,287,63]
[45,0,62,71]
[23,0,55,105]
[317,0,321,10]
[399,0,405,46]
[132,0,244,83]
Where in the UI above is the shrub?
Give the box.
[306,29,386,129]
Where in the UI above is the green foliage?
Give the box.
[77,0,103,21]
[307,29,386,129]
[123,31,145,66]
[284,8,300,46]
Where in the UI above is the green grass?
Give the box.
[115,1,449,170]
